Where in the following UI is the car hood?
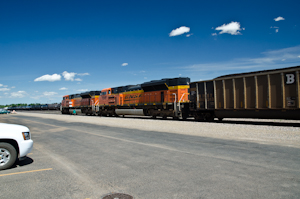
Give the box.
[0,123,29,133]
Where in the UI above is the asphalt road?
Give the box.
[0,114,300,199]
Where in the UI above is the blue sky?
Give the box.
[1,0,300,105]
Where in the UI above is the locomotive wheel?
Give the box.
[204,113,214,122]
[194,114,203,121]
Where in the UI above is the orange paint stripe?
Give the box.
[0,168,53,177]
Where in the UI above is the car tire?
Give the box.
[0,142,17,170]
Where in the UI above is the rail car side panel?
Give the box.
[245,77,256,108]
[234,78,244,109]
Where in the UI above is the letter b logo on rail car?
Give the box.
[285,73,295,84]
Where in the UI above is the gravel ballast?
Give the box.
[14,112,300,148]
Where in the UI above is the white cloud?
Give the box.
[215,22,243,35]
[182,45,300,76]
[62,71,77,81]
[186,33,193,37]
[75,78,82,81]
[169,26,190,37]
[34,74,61,82]
[30,91,59,100]
[77,73,90,76]
[35,71,88,82]
[122,63,128,66]
[11,86,15,89]
[59,87,68,90]
[239,46,300,66]
[43,91,57,96]
[0,88,10,92]
[77,89,88,92]
[212,33,217,36]
[274,16,285,21]
[0,84,3,87]
[270,26,279,33]
[10,91,27,98]
[30,96,40,100]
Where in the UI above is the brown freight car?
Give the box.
[190,65,300,121]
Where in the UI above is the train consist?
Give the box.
[61,66,300,121]
[7,103,60,111]
[61,77,190,119]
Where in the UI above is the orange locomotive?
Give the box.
[61,94,81,113]
[61,91,100,115]
[61,77,190,119]
[97,77,190,119]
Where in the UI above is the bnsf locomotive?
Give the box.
[61,65,300,121]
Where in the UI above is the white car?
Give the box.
[0,123,33,170]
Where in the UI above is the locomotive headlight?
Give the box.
[22,132,30,140]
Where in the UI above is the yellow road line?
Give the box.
[0,168,53,177]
